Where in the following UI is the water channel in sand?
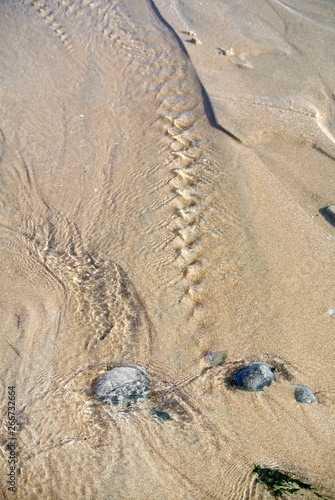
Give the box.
[0,1,334,498]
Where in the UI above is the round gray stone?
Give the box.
[95,365,150,407]
[294,385,316,404]
[231,362,275,392]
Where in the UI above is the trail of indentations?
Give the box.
[26,0,216,315]
[30,0,74,52]
[99,1,211,315]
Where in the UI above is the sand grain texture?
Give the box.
[0,0,334,499]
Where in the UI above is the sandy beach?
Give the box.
[0,0,334,498]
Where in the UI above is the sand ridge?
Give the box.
[0,0,334,499]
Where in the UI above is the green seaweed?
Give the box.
[253,465,330,499]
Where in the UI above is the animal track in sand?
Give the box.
[27,0,216,316]
[100,4,212,315]
[30,0,74,52]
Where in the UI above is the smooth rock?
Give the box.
[294,385,316,404]
[95,365,150,407]
[231,362,275,391]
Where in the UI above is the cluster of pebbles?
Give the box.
[91,204,330,410]
[94,359,317,410]
[230,361,317,403]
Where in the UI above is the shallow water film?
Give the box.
[0,0,335,499]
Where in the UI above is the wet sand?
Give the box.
[0,0,334,498]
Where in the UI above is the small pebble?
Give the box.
[217,47,234,56]
[189,37,201,45]
[204,350,228,367]
[327,205,335,219]
[147,410,171,422]
[94,365,150,407]
[181,31,201,44]
[231,362,275,392]
[294,385,316,404]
